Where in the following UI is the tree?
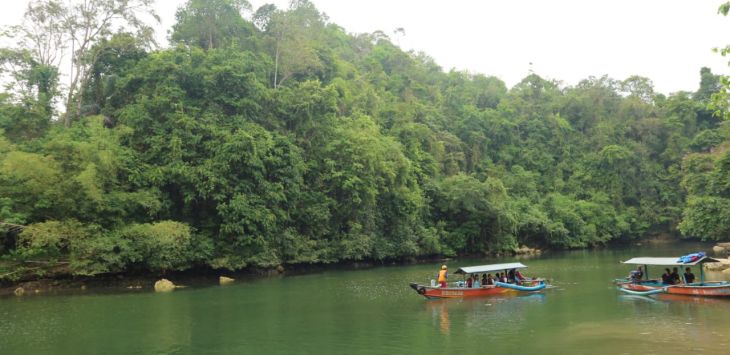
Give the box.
[62,0,159,126]
[711,3,730,120]
[172,0,253,50]
[695,67,721,102]
[0,1,65,116]
[621,75,655,104]
[255,0,326,88]
[0,0,159,127]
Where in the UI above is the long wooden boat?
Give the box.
[409,262,546,299]
[616,256,730,297]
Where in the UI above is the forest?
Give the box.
[1,0,730,278]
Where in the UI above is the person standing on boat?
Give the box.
[438,265,448,288]
[466,275,474,288]
[684,267,695,284]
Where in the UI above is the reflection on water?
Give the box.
[2,242,730,354]
[426,293,546,336]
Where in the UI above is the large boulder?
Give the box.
[154,279,176,292]
[704,262,726,271]
[723,268,730,275]
[712,245,726,254]
[514,245,542,255]
[13,287,25,296]
[219,276,235,285]
[716,242,730,248]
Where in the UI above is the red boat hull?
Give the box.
[617,281,730,297]
[410,280,544,299]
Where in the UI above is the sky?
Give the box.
[1,0,730,94]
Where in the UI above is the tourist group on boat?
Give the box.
[616,253,730,297]
[629,265,696,284]
[410,262,546,299]
[410,251,730,299]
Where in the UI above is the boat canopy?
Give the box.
[455,262,527,275]
[622,256,719,266]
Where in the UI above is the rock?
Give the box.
[276,265,285,273]
[515,245,541,255]
[723,268,730,275]
[13,287,25,296]
[80,285,87,290]
[704,262,725,271]
[716,242,730,248]
[720,258,730,265]
[219,276,235,285]
[154,279,176,292]
[712,246,726,254]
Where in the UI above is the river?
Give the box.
[1,242,729,354]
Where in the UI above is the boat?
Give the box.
[615,255,730,297]
[409,262,546,299]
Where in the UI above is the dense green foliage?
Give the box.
[1,0,729,277]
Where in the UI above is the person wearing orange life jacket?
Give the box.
[438,265,448,288]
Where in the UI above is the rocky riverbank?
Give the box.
[2,247,546,297]
[705,242,730,273]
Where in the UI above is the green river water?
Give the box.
[2,242,730,355]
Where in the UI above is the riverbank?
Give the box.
[8,239,726,298]
[706,242,730,273]
[1,245,547,297]
[0,257,434,297]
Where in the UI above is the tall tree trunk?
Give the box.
[64,39,75,127]
[274,36,280,89]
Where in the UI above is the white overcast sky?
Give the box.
[2,0,730,94]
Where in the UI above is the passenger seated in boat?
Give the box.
[500,273,508,283]
[515,269,526,282]
[486,274,495,285]
[473,276,480,288]
[671,267,681,284]
[629,266,643,281]
[508,269,516,283]
[466,275,473,288]
[481,274,488,286]
[661,268,671,284]
[684,267,695,284]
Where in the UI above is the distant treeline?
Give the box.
[1,0,729,278]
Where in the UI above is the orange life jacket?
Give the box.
[438,269,448,282]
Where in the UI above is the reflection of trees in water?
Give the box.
[615,294,730,351]
[425,294,546,339]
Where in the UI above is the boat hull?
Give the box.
[410,281,545,299]
[616,280,730,297]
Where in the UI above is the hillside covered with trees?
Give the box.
[1,0,730,278]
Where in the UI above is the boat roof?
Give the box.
[454,262,527,274]
[622,256,720,266]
